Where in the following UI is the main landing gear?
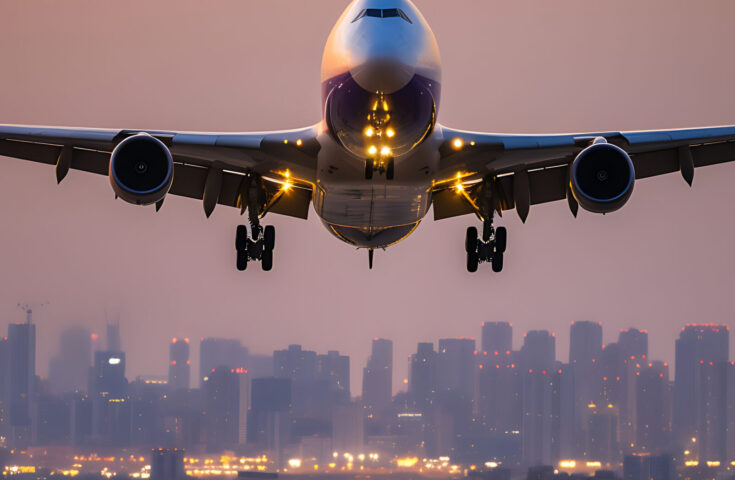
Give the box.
[236,224,275,271]
[235,174,275,271]
[466,216,507,273]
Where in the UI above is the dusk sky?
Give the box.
[1,0,735,394]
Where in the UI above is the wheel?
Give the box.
[492,252,504,273]
[465,226,478,253]
[236,225,248,251]
[495,227,507,253]
[236,250,248,271]
[365,159,374,179]
[467,251,479,273]
[386,158,394,180]
[262,247,273,271]
[264,225,275,251]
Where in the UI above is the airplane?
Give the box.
[2,0,735,273]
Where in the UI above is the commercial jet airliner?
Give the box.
[2,0,735,272]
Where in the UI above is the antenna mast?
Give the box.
[17,302,48,324]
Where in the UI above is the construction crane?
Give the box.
[17,302,48,324]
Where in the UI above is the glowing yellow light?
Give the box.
[368,146,378,156]
[383,101,389,111]
[283,140,288,144]
[281,181,292,192]
[684,450,690,455]
[685,461,699,467]
[485,462,498,468]
[452,138,464,149]
[707,461,720,467]
[396,457,419,468]
[284,170,290,178]
[287,459,302,469]
[586,462,602,468]
[455,184,464,193]
[692,437,697,443]
[559,460,576,469]
[588,403,597,408]
[386,128,395,138]
[296,139,303,146]
[470,141,476,146]
[381,146,391,156]
[365,127,375,137]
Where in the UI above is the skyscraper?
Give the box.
[673,324,729,462]
[90,350,129,446]
[168,338,190,391]
[482,322,512,355]
[437,338,476,399]
[199,338,248,387]
[317,350,350,397]
[274,344,317,381]
[7,321,36,447]
[247,377,292,460]
[106,321,121,352]
[409,342,437,412]
[570,321,603,455]
[519,330,558,466]
[48,326,92,394]
[203,366,240,451]
[362,338,393,415]
[636,361,671,453]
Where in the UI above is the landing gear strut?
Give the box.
[466,214,506,273]
[364,156,394,180]
[235,174,275,271]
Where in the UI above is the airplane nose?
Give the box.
[350,57,416,94]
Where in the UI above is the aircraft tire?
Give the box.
[465,226,478,253]
[262,247,273,271]
[264,225,275,251]
[495,227,507,253]
[492,252,504,273]
[237,250,248,271]
[467,251,479,273]
[236,225,248,251]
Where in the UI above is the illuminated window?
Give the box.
[352,8,412,23]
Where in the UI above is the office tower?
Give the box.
[128,377,168,447]
[482,322,512,354]
[236,368,250,444]
[199,338,248,386]
[317,350,350,397]
[90,350,129,445]
[0,336,8,429]
[247,377,292,460]
[362,338,393,415]
[6,321,36,447]
[203,366,240,451]
[519,331,558,466]
[150,448,186,480]
[106,321,121,351]
[48,326,92,394]
[168,338,190,391]
[557,363,576,459]
[409,342,436,411]
[247,353,274,378]
[618,329,648,360]
[623,454,674,480]
[274,344,317,380]
[32,394,72,445]
[437,338,476,399]
[636,361,671,453]
[673,324,729,462]
[570,321,603,403]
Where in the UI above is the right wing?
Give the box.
[0,124,322,219]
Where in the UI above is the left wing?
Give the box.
[432,124,735,222]
[0,124,321,218]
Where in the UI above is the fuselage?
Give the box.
[315,0,443,248]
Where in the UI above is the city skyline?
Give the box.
[3,313,733,396]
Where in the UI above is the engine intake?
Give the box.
[570,140,635,214]
[109,134,174,205]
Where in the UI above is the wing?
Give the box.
[0,124,321,219]
[432,124,735,222]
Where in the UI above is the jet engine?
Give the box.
[109,134,174,205]
[570,140,635,214]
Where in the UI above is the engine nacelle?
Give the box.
[570,140,635,214]
[109,134,174,205]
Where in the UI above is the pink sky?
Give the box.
[1,0,735,393]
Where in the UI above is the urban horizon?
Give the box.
[1,316,734,479]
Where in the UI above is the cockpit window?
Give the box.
[352,8,413,24]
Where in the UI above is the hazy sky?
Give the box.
[1,0,735,394]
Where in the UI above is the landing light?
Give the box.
[365,127,375,137]
[296,139,303,146]
[452,138,464,150]
[381,146,391,156]
[386,128,395,138]
[455,184,464,193]
[281,181,292,192]
[368,145,378,156]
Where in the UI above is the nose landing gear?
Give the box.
[364,156,394,180]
